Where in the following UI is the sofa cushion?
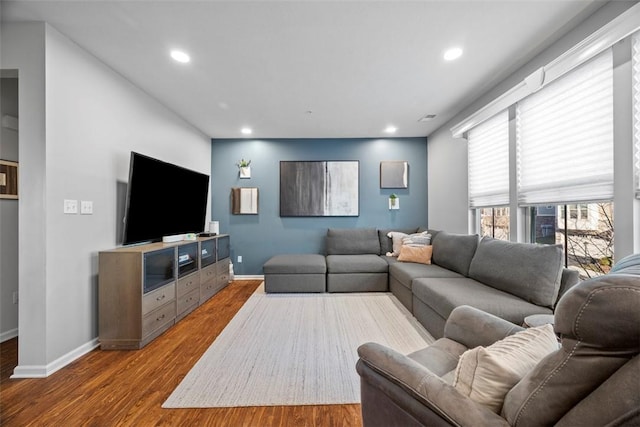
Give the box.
[326,228,380,255]
[378,228,418,255]
[326,254,389,274]
[453,324,558,413]
[389,262,464,289]
[263,254,327,274]
[412,277,552,325]
[431,232,479,276]
[468,237,563,309]
[397,245,432,265]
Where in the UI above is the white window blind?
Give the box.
[633,32,640,198]
[516,50,614,206]
[468,110,509,208]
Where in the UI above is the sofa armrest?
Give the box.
[443,305,524,349]
[357,342,509,427]
[557,268,580,302]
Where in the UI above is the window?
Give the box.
[467,110,509,208]
[468,110,510,240]
[480,207,510,241]
[516,50,614,205]
[531,202,614,279]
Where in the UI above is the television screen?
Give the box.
[122,152,209,245]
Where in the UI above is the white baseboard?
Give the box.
[11,338,100,378]
[234,275,264,280]
[0,328,18,343]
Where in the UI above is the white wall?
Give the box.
[1,22,48,372]
[427,1,639,258]
[2,22,211,377]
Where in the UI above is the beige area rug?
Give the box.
[162,283,434,408]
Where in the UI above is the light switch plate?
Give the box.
[64,199,78,214]
[81,200,93,215]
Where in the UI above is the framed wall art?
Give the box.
[231,187,258,214]
[280,160,359,217]
[380,161,408,189]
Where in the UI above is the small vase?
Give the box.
[239,166,251,179]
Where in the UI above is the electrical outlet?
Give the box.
[12,291,18,304]
[64,199,78,214]
[237,255,243,263]
[80,200,93,215]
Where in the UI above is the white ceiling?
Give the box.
[1,0,604,139]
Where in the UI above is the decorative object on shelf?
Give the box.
[231,187,259,214]
[236,158,251,179]
[0,160,18,199]
[389,193,399,210]
[280,160,359,217]
[380,161,408,189]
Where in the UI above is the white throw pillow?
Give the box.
[386,231,408,256]
[452,324,558,413]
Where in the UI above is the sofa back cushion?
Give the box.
[326,228,380,255]
[468,237,563,308]
[431,231,479,276]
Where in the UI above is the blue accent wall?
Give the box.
[210,138,428,275]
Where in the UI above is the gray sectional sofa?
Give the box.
[263,227,580,338]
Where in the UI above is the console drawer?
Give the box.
[142,302,175,337]
[177,287,199,316]
[142,282,175,315]
[177,273,200,297]
[200,278,218,302]
[200,263,217,283]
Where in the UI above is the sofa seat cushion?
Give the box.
[326,254,389,274]
[263,254,327,274]
[431,232,479,276]
[389,262,464,290]
[468,237,563,309]
[326,228,380,255]
[412,278,552,326]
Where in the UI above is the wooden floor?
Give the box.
[0,280,363,426]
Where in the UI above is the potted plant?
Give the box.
[389,193,398,208]
[236,159,251,178]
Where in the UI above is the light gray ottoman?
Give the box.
[263,254,327,293]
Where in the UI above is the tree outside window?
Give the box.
[531,202,614,279]
[480,207,510,241]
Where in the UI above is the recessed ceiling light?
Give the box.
[241,127,252,135]
[170,50,190,63]
[444,47,463,61]
[384,126,397,134]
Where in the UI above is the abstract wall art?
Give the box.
[280,161,359,216]
[380,161,408,189]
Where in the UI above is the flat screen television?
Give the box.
[122,152,210,246]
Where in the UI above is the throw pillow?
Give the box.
[452,324,558,413]
[402,232,432,247]
[386,231,408,256]
[397,245,433,265]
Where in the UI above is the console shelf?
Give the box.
[98,234,230,350]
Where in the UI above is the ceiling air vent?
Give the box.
[418,114,436,122]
